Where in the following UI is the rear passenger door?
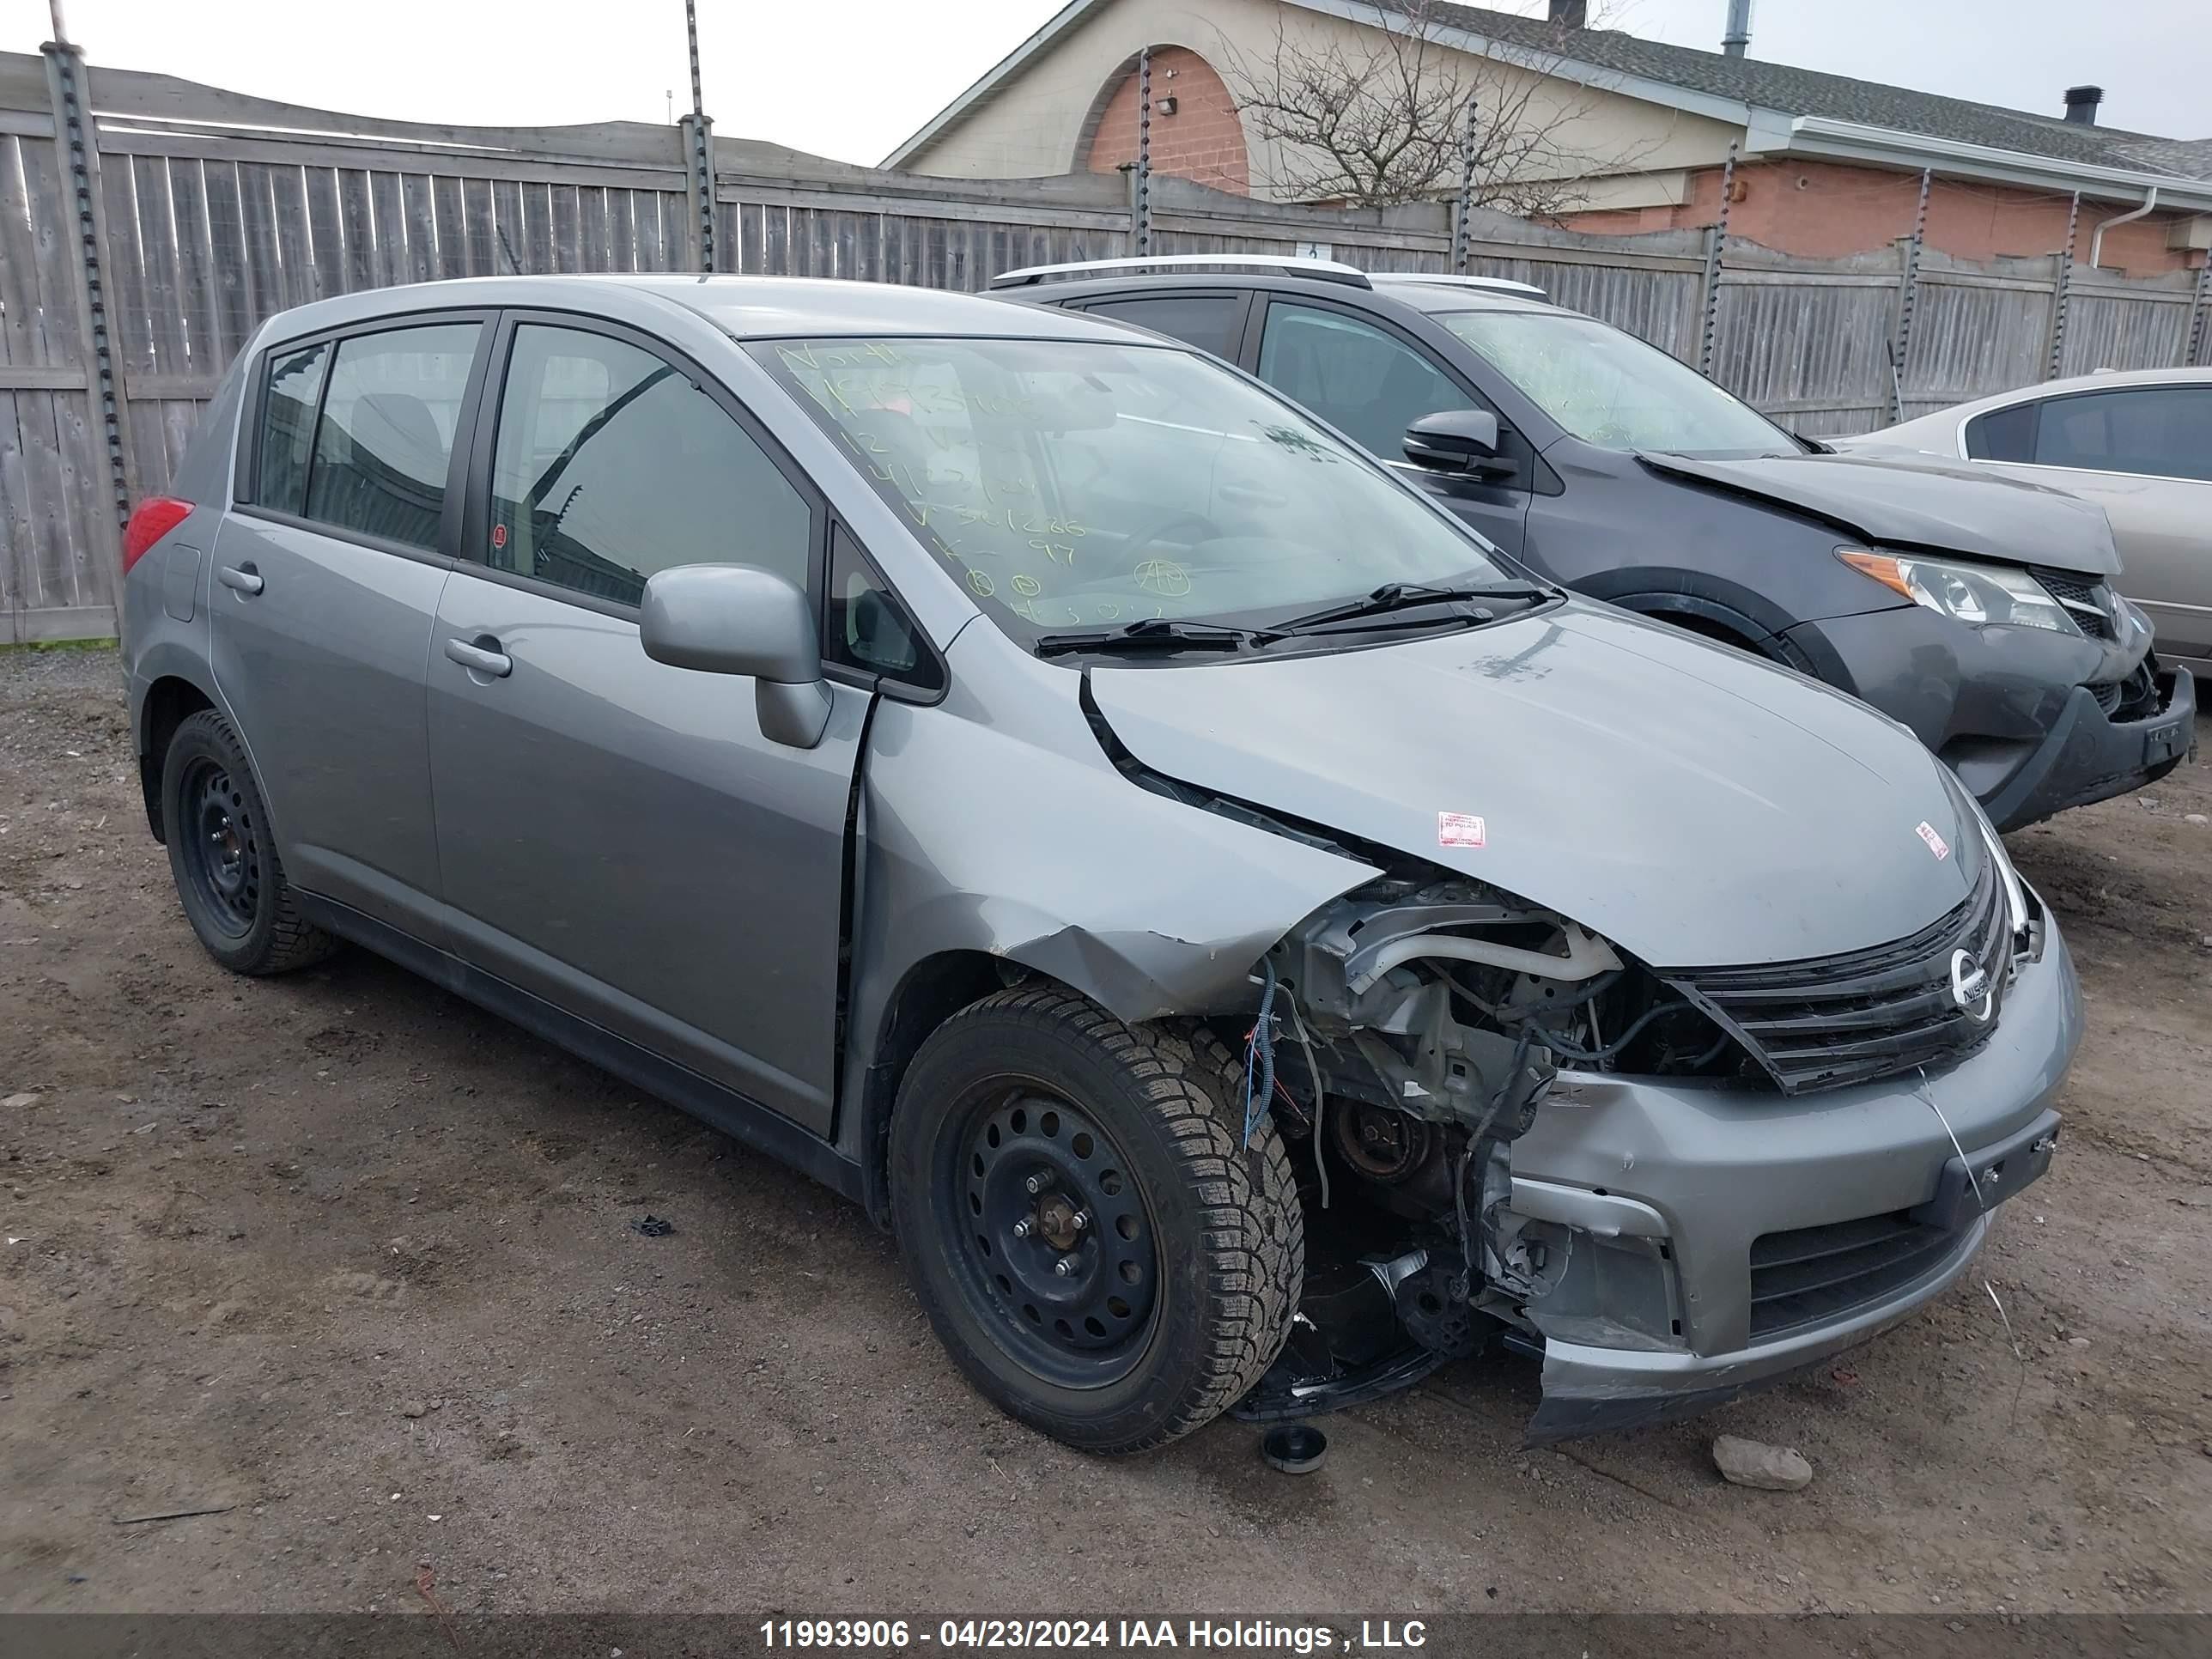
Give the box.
[1249,297,1533,557]
[426,314,872,1135]
[210,314,489,942]
[1966,386,2212,664]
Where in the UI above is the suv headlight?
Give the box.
[1838,549,2080,635]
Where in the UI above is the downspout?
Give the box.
[2088,187,2157,271]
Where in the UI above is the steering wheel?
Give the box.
[1115,510,1223,566]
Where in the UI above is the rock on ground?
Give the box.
[1712,1435,1814,1492]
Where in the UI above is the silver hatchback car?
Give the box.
[119,276,2077,1451]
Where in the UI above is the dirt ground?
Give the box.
[1,643,2207,1621]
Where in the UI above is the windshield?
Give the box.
[753,336,1512,640]
[1440,310,1794,456]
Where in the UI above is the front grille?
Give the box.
[1748,1211,1961,1339]
[1662,855,2009,1094]
[2029,566,2114,640]
[2091,679,2124,714]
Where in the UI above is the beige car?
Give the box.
[1863,368,2212,675]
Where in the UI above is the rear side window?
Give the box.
[1256,302,1464,457]
[1963,400,2036,463]
[487,323,811,608]
[1082,295,1243,359]
[255,343,328,514]
[302,323,480,550]
[2024,386,2212,481]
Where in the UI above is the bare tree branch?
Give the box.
[1221,0,1656,215]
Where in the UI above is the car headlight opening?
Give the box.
[1838,549,2080,636]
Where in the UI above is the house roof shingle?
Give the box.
[1433,3,2212,181]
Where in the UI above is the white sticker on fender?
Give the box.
[1438,811,1487,848]
[1916,820,1951,860]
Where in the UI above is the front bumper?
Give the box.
[1506,910,2081,1443]
[1784,605,2197,832]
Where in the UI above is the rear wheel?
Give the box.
[161,709,335,975]
[890,988,1302,1453]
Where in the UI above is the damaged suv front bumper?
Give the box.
[1506,911,2081,1444]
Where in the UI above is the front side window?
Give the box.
[303,323,479,550]
[1441,309,1792,456]
[1256,303,1466,456]
[489,325,812,607]
[2023,386,2212,481]
[756,335,1511,640]
[256,342,328,514]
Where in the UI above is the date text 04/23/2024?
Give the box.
[759,1620,1431,1652]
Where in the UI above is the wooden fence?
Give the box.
[3,47,2206,641]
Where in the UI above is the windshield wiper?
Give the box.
[1032,617,1279,658]
[1270,581,1550,637]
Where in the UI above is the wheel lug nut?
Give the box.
[1024,1171,1054,1194]
[1011,1218,1034,1239]
[1070,1210,1090,1231]
[1053,1255,1078,1278]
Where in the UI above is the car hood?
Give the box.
[1638,448,2120,575]
[1088,603,1981,969]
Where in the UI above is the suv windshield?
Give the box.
[1441,310,1795,457]
[753,336,1513,641]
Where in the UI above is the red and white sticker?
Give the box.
[1915,820,1951,860]
[1437,811,1487,848]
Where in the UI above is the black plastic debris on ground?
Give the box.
[631,1215,675,1237]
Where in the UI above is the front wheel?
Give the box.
[890,988,1302,1454]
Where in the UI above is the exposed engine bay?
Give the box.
[1218,872,1751,1427]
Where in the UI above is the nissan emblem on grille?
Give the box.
[1948,947,1994,1021]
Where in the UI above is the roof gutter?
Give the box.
[1769,116,2212,213]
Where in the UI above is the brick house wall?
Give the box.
[1559,158,2201,276]
[1084,46,1251,195]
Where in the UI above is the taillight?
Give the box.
[122,496,193,574]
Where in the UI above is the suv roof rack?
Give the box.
[988,254,1374,290]
[1370,273,1550,300]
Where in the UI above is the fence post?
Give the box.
[2046,191,2080,379]
[2187,257,2210,368]
[1453,98,1479,273]
[41,38,136,605]
[1696,142,1738,378]
[1133,46,1152,257]
[1888,167,1932,422]
[681,0,715,272]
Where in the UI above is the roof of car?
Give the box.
[252,273,1146,347]
[1007,268,1570,321]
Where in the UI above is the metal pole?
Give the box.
[684,0,714,272]
[1697,142,1738,379]
[1890,167,1932,422]
[1134,46,1152,257]
[42,40,137,610]
[2188,257,2212,368]
[1453,97,1479,273]
[48,0,68,42]
[2048,191,2080,379]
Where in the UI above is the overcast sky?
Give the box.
[11,0,2207,165]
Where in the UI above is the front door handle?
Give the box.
[216,563,264,595]
[443,635,513,678]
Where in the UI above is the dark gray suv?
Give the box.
[1000,258,2196,831]
[119,275,2075,1453]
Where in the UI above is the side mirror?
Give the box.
[1404,410,1513,480]
[640,564,832,749]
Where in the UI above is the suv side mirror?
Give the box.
[641,564,832,749]
[1404,410,1514,480]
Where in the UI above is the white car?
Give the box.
[1857,368,2212,676]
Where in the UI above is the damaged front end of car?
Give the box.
[1224,870,1752,1433]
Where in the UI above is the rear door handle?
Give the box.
[443,636,513,678]
[216,563,263,595]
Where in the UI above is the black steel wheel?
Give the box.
[175,753,261,938]
[161,709,335,975]
[946,1086,1158,1387]
[890,987,1303,1454]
